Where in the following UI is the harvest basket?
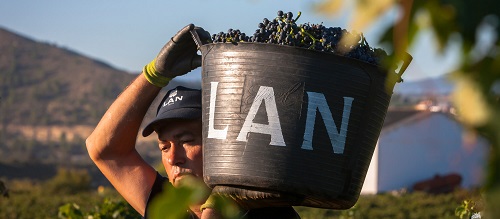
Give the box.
[197,41,411,209]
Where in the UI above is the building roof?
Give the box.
[380,107,461,133]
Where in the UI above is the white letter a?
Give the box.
[236,86,286,146]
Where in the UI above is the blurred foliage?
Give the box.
[296,189,481,219]
[59,203,85,219]
[148,182,204,219]
[455,199,484,219]
[148,176,240,219]
[315,0,500,217]
[0,179,102,218]
[58,198,141,219]
[44,168,91,195]
[0,169,140,219]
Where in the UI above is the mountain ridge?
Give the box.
[0,27,139,127]
[0,27,203,146]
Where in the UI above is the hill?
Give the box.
[0,27,138,127]
[0,27,202,168]
[0,27,202,128]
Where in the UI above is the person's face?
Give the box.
[155,119,203,187]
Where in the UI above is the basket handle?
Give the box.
[396,52,413,82]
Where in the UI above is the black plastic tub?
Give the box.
[197,41,410,209]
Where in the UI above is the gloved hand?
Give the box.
[143,24,211,87]
[205,186,302,211]
[200,192,243,218]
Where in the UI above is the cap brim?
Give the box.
[142,108,202,137]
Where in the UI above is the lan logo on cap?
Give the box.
[169,89,178,98]
[163,89,183,107]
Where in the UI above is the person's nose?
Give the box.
[167,142,186,166]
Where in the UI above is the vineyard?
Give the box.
[0,168,482,219]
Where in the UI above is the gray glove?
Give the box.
[143,24,211,87]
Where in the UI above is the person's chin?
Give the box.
[172,174,198,187]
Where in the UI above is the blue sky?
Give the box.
[0,0,459,82]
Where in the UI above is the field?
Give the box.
[0,168,482,219]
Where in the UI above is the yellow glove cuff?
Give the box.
[143,59,172,87]
[200,194,218,212]
[200,193,243,218]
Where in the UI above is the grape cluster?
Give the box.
[210,10,387,66]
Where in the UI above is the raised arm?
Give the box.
[86,74,160,215]
[85,24,209,216]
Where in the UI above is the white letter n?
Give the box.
[301,92,354,154]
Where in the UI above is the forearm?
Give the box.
[86,73,161,161]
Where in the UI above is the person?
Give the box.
[86,24,300,219]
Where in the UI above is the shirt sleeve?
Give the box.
[143,172,168,219]
[246,207,301,219]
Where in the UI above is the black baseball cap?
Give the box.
[142,86,202,137]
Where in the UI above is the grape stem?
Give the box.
[277,11,302,24]
[300,27,318,49]
[361,33,369,47]
[293,11,302,23]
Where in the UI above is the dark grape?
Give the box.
[263,18,270,26]
[286,12,293,21]
[277,10,284,17]
[209,10,387,66]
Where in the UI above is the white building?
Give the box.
[361,109,489,194]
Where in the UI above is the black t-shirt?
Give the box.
[144,173,301,219]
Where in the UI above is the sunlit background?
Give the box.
[1,0,497,218]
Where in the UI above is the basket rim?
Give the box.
[202,42,383,67]
[200,42,412,84]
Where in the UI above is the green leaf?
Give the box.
[58,203,84,219]
[148,176,210,219]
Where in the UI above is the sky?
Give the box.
[0,0,460,82]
